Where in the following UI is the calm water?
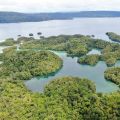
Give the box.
[0,18,120,93]
[25,50,120,93]
[1,18,120,41]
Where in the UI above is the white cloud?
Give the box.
[0,0,120,12]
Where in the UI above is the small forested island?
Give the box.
[104,67,120,86]
[77,54,100,66]
[0,47,62,80]
[106,32,120,43]
[0,33,120,119]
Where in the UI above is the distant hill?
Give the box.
[1,11,120,23]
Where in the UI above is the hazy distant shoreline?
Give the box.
[1,11,120,23]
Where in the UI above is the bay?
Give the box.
[1,18,120,41]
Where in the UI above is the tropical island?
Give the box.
[106,32,120,43]
[77,54,100,66]
[0,33,120,119]
[104,67,120,86]
[0,47,62,80]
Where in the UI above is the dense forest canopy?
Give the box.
[0,77,120,119]
[0,33,120,119]
[0,47,62,80]
[104,67,120,86]
[78,54,100,66]
[17,34,120,66]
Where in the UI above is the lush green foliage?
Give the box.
[0,37,35,46]
[104,67,120,86]
[101,44,120,66]
[0,38,16,46]
[0,34,120,119]
[17,37,35,43]
[0,79,39,120]
[106,32,120,43]
[0,77,120,120]
[78,54,100,66]
[20,34,120,66]
[0,48,62,80]
[20,35,92,57]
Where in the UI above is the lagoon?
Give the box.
[25,50,120,93]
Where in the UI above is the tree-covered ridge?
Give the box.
[45,76,96,97]
[78,54,100,66]
[0,77,120,120]
[0,48,62,80]
[44,77,120,119]
[1,11,120,23]
[104,67,120,86]
[106,32,120,43]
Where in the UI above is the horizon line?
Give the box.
[1,10,120,14]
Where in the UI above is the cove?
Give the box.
[25,50,120,93]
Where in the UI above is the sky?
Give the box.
[0,0,120,13]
